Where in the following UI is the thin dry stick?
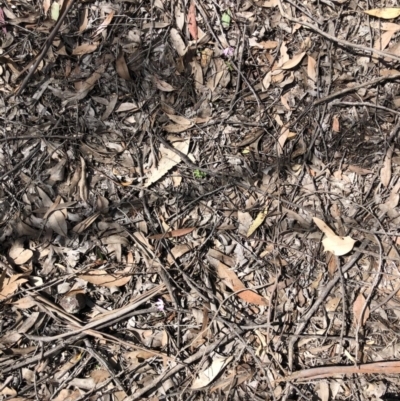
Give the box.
[283,360,400,382]
[25,284,165,342]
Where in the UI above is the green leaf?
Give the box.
[51,1,60,21]
[221,10,231,29]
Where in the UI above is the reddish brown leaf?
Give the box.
[116,48,131,80]
[148,227,195,240]
[72,42,98,56]
[79,270,131,287]
[332,115,340,132]
[188,1,198,40]
[217,262,268,306]
[353,293,370,327]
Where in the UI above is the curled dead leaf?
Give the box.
[313,217,356,256]
[281,52,306,70]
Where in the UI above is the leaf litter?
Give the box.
[1,0,400,399]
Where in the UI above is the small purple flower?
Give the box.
[155,298,165,311]
[223,47,235,57]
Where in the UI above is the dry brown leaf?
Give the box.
[381,145,393,187]
[210,364,254,393]
[47,210,68,237]
[188,1,198,40]
[277,126,290,156]
[332,115,340,132]
[145,137,190,187]
[371,21,400,30]
[191,59,204,88]
[163,123,194,133]
[167,244,191,264]
[92,10,114,37]
[78,156,88,201]
[101,93,118,120]
[142,21,170,29]
[307,55,316,88]
[374,30,395,51]
[256,0,278,7]
[234,128,264,147]
[116,102,141,112]
[353,293,370,327]
[281,51,306,69]
[9,243,33,265]
[237,211,253,236]
[63,65,106,104]
[207,249,235,267]
[217,262,268,306]
[153,76,175,91]
[0,274,28,299]
[79,7,88,32]
[313,217,356,256]
[43,0,51,15]
[148,227,195,240]
[116,48,131,80]
[325,297,341,312]
[191,354,234,389]
[207,59,224,91]
[175,2,184,30]
[170,28,187,56]
[101,235,129,247]
[79,269,131,287]
[271,70,285,83]
[72,212,101,233]
[90,369,110,384]
[317,381,330,401]
[53,389,82,401]
[167,114,192,125]
[327,254,338,277]
[249,37,278,49]
[365,8,400,19]
[72,42,98,56]
[13,296,37,309]
[262,71,272,91]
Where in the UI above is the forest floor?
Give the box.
[2,0,400,400]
